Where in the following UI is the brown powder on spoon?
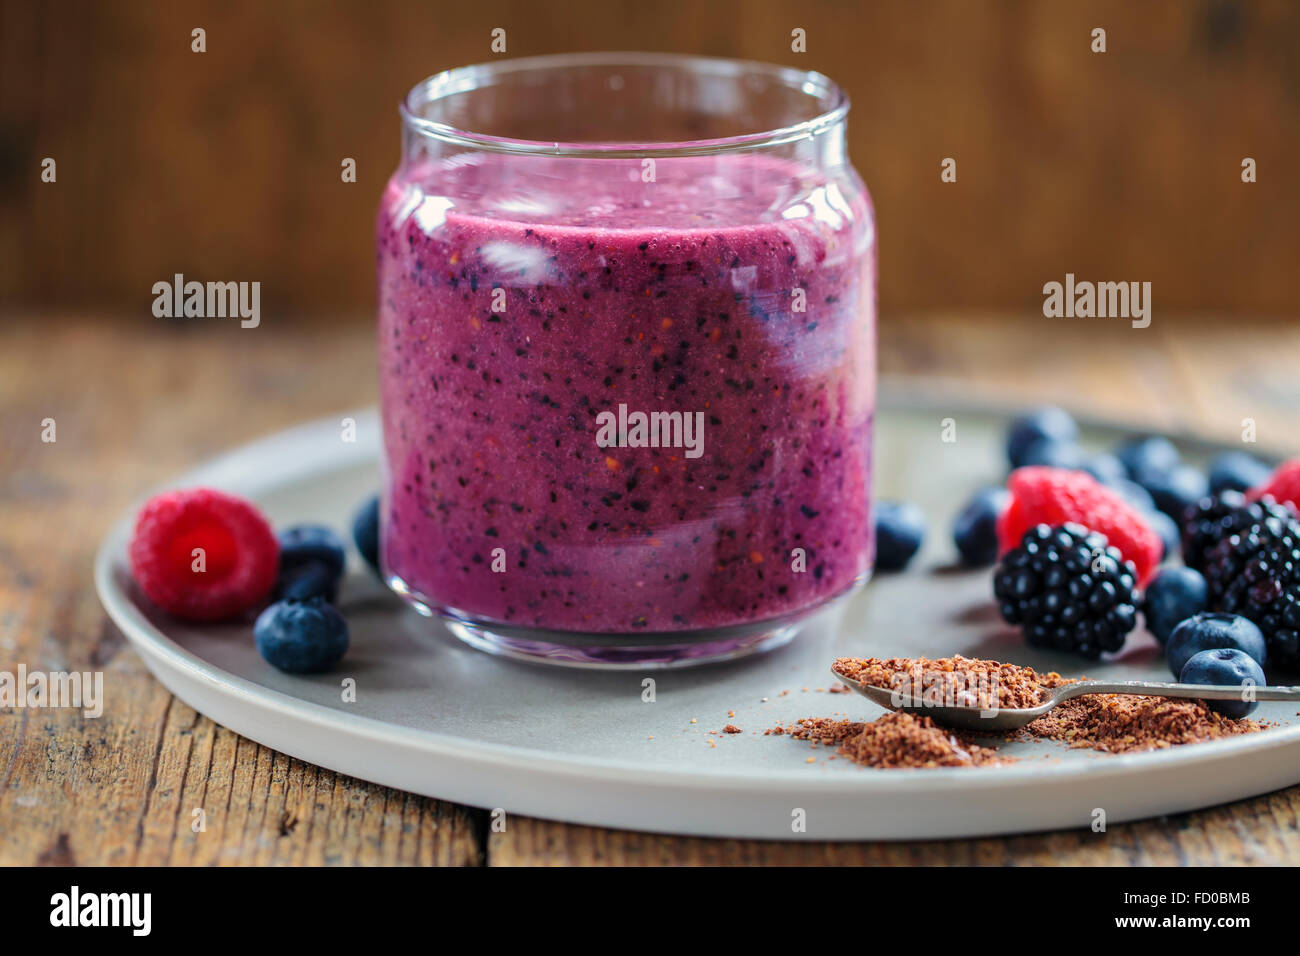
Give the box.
[774,655,1269,768]
[831,654,1066,711]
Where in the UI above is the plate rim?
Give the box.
[93,406,1300,801]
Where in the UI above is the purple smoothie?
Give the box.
[377,152,875,635]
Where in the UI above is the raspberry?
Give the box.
[1249,459,1300,512]
[129,488,279,621]
[997,466,1162,584]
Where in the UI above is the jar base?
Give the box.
[387,572,862,669]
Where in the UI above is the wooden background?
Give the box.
[4,313,1300,865]
[4,0,1300,867]
[2,0,1299,318]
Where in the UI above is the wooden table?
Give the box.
[3,312,1299,866]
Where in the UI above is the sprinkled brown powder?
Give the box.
[1025,694,1265,753]
[832,655,1065,711]
[767,713,1011,769]
[773,655,1272,769]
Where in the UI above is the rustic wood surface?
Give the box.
[5,0,1300,315]
[2,312,1299,866]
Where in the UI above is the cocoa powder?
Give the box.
[774,655,1269,769]
[1026,693,1265,753]
[767,712,1012,769]
[832,655,1063,711]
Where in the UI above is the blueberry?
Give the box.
[1166,612,1267,678]
[275,560,339,603]
[352,495,381,575]
[1018,437,1085,470]
[1207,451,1272,495]
[1080,453,1127,486]
[1180,648,1266,719]
[875,501,926,571]
[278,524,347,578]
[255,599,350,674]
[1116,435,1180,482]
[1139,464,1208,519]
[1007,407,1079,469]
[1144,508,1181,562]
[1143,567,1207,644]
[952,487,1010,566]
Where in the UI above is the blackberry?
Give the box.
[994,523,1140,658]
[1181,491,1296,574]
[1205,514,1300,670]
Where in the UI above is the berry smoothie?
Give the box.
[377,152,875,637]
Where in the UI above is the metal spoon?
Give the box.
[833,668,1300,732]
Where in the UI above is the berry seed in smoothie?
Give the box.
[377,56,875,662]
[377,151,875,639]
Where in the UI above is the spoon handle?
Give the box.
[1055,680,1300,702]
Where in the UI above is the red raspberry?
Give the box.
[997,466,1162,584]
[129,488,279,621]
[1249,459,1300,512]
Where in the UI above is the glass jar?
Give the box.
[377,53,875,667]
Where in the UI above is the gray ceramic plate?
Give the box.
[94,404,1300,840]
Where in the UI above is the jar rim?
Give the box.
[399,51,849,158]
